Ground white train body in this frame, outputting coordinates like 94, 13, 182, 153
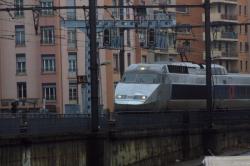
115, 62, 250, 111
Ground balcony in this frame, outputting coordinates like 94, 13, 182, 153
221, 14, 237, 21
203, 13, 238, 23
213, 31, 238, 41
158, 0, 175, 13
153, 46, 178, 55
203, 50, 238, 60
203, 31, 238, 42
209, 0, 237, 5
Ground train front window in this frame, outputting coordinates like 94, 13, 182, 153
122, 72, 160, 84
122, 73, 137, 83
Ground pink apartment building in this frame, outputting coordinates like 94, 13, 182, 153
0, 0, 137, 113
0, 0, 63, 112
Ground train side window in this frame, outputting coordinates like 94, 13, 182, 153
240, 87, 244, 98
242, 86, 247, 98
121, 73, 136, 83
235, 86, 246, 99
215, 86, 227, 99
168, 65, 188, 74
247, 87, 250, 97
235, 87, 239, 98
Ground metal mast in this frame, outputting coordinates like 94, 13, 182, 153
89, 0, 99, 132
204, 0, 213, 119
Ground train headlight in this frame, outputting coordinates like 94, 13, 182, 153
116, 95, 126, 99
140, 67, 146, 70
134, 95, 147, 100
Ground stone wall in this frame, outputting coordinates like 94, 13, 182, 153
0, 127, 250, 166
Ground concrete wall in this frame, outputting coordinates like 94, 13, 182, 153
108, 133, 203, 166
0, 141, 86, 166
0, 128, 250, 166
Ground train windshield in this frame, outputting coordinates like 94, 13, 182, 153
121, 72, 161, 84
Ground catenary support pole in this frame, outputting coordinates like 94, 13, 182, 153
89, 0, 99, 132
203, 0, 214, 156
204, 0, 213, 116
119, 0, 125, 77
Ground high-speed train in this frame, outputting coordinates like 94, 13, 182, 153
114, 62, 250, 111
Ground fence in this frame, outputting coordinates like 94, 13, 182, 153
0, 113, 98, 137
0, 110, 250, 137
113, 110, 250, 130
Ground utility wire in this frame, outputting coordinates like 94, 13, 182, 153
0, 4, 205, 12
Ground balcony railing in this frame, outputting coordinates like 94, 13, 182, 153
221, 14, 237, 20
221, 32, 238, 39
209, 0, 237, 3
222, 51, 238, 57
226, 0, 237, 2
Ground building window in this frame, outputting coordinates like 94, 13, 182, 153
67, 0, 76, 19
17, 82, 27, 99
176, 7, 189, 13
68, 52, 77, 73
40, 26, 55, 44
127, 53, 131, 66
42, 83, 56, 101
218, 42, 221, 50
142, 55, 147, 63
240, 60, 243, 71
126, 30, 131, 47
218, 4, 221, 13
69, 83, 77, 101
244, 6, 247, 16
139, 29, 147, 47
40, 0, 53, 16
219, 60, 222, 65
155, 54, 161, 62
246, 61, 248, 72
245, 42, 249, 52
42, 54, 56, 72
239, 5, 241, 16
126, 8, 130, 19
240, 42, 242, 52
112, 0, 119, 18
245, 25, 248, 34
15, 25, 25, 46
67, 28, 77, 48
113, 53, 119, 71
16, 54, 26, 74
177, 25, 191, 34
14, 0, 24, 17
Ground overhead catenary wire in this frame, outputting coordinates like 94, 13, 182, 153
0, 4, 205, 12
0, 5, 249, 31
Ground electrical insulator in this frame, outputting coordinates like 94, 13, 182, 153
103, 29, 110, 47
148, 28, 155, 46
